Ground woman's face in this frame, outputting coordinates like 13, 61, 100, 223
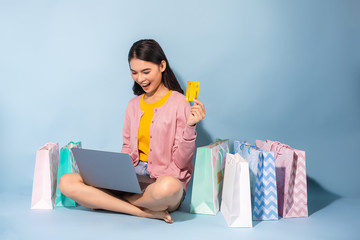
129, 58, 166, 96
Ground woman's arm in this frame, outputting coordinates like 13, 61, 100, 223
172, 100, 206, 170
121, 103, 132, 155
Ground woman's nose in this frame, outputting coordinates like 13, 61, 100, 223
137, 73, 145, 83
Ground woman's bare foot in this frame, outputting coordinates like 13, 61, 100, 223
121, 194, 172, 223
141, 208, 173, 223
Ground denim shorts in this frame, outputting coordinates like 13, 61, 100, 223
134, 161, 186, 204
134, 160, 151, 176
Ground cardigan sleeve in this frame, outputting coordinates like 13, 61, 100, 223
171, 100, 197, 170
121, 102, 132, 155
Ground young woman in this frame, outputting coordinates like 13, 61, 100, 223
59, 39, 206, 223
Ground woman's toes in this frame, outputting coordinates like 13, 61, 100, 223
163, 211, 173, 223
142, 208, 173, 223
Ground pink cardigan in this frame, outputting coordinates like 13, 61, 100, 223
121, 91, 197, 192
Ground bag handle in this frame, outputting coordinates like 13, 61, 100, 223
268, 140, 291, 158
215, 140, 228, 181
235, 140, 260, 154
215, 139, 229, 161
64, 141, 82, 149
218, 150, 224, 172
40, 142, 58, 151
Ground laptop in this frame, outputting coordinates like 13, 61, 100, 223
72, 148, 143, 194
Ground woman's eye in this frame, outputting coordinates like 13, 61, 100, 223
143, 72, 150, 74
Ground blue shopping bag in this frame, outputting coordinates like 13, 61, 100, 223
234, 141, 278, 220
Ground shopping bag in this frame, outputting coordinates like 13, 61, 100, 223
221, 153, 252, 227
190, 139, 229, 215
255, 140, 308, 218
234, 141, 279, 220
55, 141, 82, 207
31, 142, 59, 209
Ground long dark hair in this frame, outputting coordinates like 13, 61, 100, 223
128, 39, 184, 96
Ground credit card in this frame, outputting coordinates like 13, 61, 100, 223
185, 81, 200, 101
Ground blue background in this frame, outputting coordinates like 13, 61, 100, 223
1, 0, 359, 199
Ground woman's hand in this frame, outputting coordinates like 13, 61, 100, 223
187, 100, 206, 126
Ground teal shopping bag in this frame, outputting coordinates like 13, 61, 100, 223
190, 139, 229, 215
55, 141, 81, 207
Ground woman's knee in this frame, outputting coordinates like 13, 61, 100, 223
58, 173, 82, 196
152, 176, 183, 200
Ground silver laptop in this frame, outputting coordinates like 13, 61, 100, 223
72, 148, 142, 194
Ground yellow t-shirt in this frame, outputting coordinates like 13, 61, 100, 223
138, 90, 172, 162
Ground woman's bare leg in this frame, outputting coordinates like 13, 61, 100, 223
58, 173, 173, 223
124, 176, 184, 212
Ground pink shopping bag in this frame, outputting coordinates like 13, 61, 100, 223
31, 142, 59, 209
255, 140, 308, 218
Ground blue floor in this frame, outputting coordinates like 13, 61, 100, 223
1, 179, 359, 240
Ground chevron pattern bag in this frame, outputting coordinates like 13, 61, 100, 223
255, 140, 308, 218
190, 139, 229, 215
55, 141, 82, 207
234, 141, 279, 220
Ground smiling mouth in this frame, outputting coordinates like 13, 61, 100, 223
141, 82, 151, 89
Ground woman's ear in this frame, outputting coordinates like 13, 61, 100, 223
160, 60, 167, 72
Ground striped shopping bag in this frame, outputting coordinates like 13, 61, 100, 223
234, 141, 279, 220
255, 140, 308, 218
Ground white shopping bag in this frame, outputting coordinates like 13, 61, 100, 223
31, 142, 59, 209
221, 153, 252, 227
